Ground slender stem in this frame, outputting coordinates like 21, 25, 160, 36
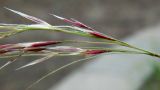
114, 40, 160, 58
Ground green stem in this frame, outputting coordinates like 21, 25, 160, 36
114, 40, 160, 58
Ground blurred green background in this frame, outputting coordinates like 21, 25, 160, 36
0, 0, 160, 90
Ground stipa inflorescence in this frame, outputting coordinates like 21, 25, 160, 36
0, 8, 160, 89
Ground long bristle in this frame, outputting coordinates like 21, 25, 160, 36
5, 7, 50, 25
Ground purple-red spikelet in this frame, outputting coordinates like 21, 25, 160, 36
29, 41, 61, 47
51, 14, 93, 30
0, 44, 13, 49
23, 47, 46, 52
0, 50, 9, 54
70, 18, 93, 30
0, 41, 62, 54
85, 50, 108, 55
51, 14, 115, 41
89, 31, 115, 40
